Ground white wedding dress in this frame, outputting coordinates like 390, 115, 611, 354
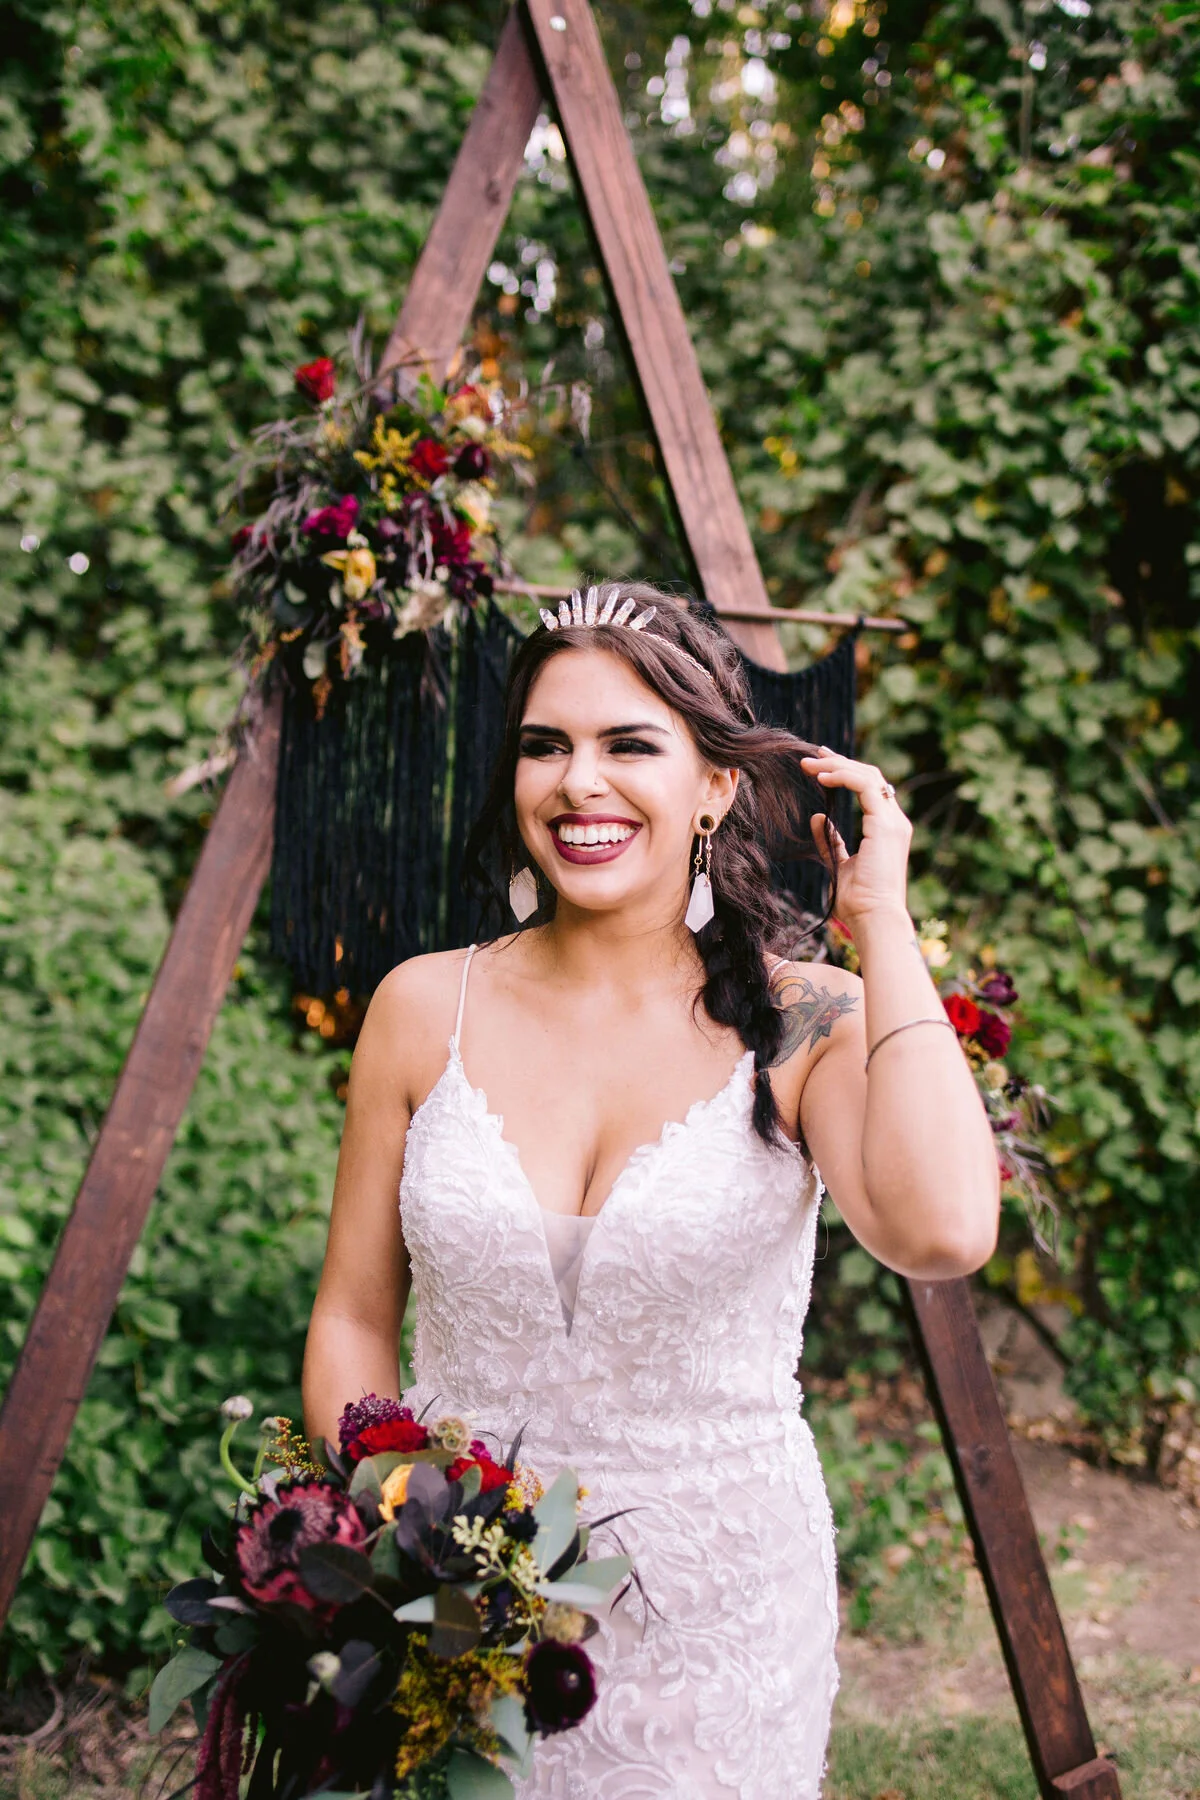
400, 948, 839, 1798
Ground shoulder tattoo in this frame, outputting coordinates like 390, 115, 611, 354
768, 968, 859, 1066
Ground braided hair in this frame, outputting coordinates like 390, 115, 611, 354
463, 582, 839, 1147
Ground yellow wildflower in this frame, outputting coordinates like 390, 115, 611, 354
321, 545, 376, 600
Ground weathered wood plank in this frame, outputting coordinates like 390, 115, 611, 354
519, 0, 784, 670
1052, 1758, 1122, 1798
0, 697, 283, 1625
905, 1277, 1121, 1799
379, 5, 543, 387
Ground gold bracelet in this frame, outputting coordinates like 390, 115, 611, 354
864, 1016, 956, 1072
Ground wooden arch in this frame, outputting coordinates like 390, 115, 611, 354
0, 6, 1119, 1795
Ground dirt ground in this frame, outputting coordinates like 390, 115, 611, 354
833, 1299, 1200, 1799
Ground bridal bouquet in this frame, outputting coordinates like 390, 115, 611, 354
151, 1395, 628, 1799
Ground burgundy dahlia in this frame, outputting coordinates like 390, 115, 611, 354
974, 1009, 1012, 1058
524, 1640, 597, 1735
431, 513, 472, 564
235, 1483, 366, 1610
979, 971, 1018, 1006
453, 442, 491, 480
294, 357, 336, 405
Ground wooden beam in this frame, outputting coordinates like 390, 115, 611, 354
904, 1278, 1121, 1800
380, 4, 543, 387
0, 696, 282, 1625
519, 0, 784, 671
495, 580, 908, 633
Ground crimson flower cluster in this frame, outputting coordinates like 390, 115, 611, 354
228, 348, 527, 713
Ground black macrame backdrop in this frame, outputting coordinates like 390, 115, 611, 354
270, 606, 857, 994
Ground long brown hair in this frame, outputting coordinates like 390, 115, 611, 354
463, 583, 838, 1146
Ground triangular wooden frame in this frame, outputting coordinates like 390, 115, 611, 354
0, 8, 1119, 1795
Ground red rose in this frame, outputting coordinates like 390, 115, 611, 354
944, 994, 982, 1037
231, 524, 253, 552
295, 357, 336, 405
409, 438, 449, 481
446, 1453, 513, 1494
346, 1418, 430, 1465
974, 1009, 1012, 1058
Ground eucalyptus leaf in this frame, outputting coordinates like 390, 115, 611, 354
296, 1541, 379, 1605
428, 1583, 482, 1660
531, 1468, 581, 1578
445, 1748, 515, 1800
393, 1593, 436, 1623
147, 1647, 221, 1736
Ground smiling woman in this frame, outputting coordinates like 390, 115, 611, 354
302, 581, 1000, 1798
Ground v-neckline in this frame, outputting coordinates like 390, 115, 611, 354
441, 1043, 753, 1339
444, 1040, 754, 1226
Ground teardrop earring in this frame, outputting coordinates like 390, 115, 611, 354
684, 814, 717, 934
508, 865, 539, 923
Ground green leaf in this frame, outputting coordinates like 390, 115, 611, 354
296, 1542, 379, 1606
531, 1468, 580, 1577
429, 1583, 482, 1660
489, 1691, 534, 1775
393, 1594, 436, 1623
445, 1748, 515, 1800
147, 1647, 221, 1736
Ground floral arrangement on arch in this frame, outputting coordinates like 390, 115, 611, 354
828, 916, 1058, 1245
228, 335, 534, 717
150, 1393, 629, 1798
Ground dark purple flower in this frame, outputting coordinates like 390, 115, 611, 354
974, 1009, 1012, 1058
524, 1641, 597, 1735
337, 1393, 413, 1455
235, 1483, 366, 1610
302, 494, 359, 540
979, 971, 1018, 1006
453, 442, 491, 480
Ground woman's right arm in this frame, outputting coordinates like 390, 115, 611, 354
301, 957, 451, 1448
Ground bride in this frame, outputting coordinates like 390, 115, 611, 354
303, 583, 999, 1798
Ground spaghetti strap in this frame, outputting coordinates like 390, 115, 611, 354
452, 945, 477, 1051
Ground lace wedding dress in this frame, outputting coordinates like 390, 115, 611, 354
400, 948, 839, 1798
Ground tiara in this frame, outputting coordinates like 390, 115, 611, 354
538, 586, 715, 683
538, 585, 655, 632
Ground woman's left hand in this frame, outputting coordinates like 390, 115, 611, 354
800, 746, 913, 927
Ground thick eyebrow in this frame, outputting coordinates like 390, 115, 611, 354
519, 721, 672, 739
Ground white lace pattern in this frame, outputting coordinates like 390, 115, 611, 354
399, 959, 839, 1798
